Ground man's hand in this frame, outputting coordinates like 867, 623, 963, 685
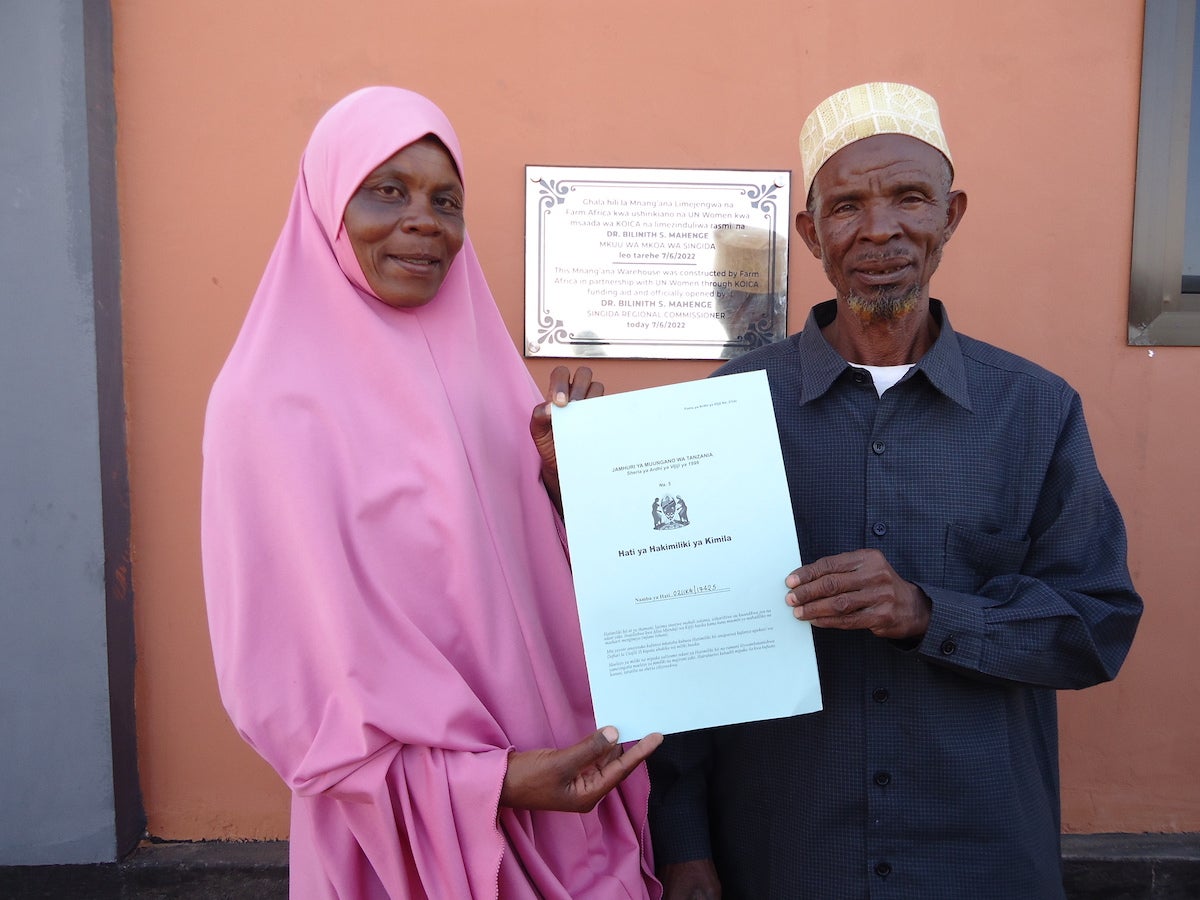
530, 365, 603, 514
500, 726, 662, 813
659, 859, 722, 899
785, 549, 931, 640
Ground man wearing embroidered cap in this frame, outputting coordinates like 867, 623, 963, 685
647, 83, 1141, 899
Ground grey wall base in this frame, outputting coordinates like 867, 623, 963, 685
0, 834, 1196, 899
0, 842, 288, 900
1061, 833, 1200, 899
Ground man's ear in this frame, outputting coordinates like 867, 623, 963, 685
944, 190, 967, 241
796, 210, 822, 260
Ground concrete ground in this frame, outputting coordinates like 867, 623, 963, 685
0, 833, 1197, 898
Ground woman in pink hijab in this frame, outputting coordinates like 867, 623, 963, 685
201, 87, 661, 899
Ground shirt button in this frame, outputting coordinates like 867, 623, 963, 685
853, 370, 867, 384
940, 638, 958, 656
871, 439, 886, 454
872, 688, 889, 703
874, 771, 891, 786
875, 861, 892, 878
872, 522, 887, 536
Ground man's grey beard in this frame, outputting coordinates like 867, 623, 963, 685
844, 281, 922, 322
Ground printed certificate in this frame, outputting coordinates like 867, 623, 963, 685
551, 371, 821, 738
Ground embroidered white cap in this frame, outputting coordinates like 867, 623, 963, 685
799, 82, 953, 201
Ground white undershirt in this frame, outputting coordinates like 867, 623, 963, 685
859, 364, 914, 397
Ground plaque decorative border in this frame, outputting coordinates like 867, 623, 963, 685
524, 166, 791, 360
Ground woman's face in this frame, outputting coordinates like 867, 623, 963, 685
343, 137, 465, 308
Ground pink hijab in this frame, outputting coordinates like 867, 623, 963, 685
202, 87, 656, 899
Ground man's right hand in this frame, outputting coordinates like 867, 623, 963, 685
659, 858, 722, 899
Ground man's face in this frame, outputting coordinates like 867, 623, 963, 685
797, 134, 966, 323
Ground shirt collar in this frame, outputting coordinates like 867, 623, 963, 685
796, 298, 973, 412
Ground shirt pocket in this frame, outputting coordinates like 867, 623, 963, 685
942, 522, 1030, 594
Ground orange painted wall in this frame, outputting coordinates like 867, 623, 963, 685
111, 0, 1198, 839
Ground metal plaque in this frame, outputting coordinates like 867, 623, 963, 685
525, 166, 790, 360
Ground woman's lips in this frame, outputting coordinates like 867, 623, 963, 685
386, 253, 440, 275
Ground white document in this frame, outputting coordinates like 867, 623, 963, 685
552, 370, 821, 738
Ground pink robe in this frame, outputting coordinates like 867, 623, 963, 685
201, 87, 658, 899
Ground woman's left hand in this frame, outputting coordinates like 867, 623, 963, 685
500, 726, 662, 813
530, 365, 603, 515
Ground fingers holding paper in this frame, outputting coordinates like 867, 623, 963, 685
530, 365, 604, 514
785, 549, 931, 641
500, 726, 663, 813
546, 364, 603, 407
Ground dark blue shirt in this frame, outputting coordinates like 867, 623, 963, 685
647, 300, 1142, 899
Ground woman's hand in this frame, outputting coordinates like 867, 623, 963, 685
500, 726, 662, 813
530, 365, 603, 515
